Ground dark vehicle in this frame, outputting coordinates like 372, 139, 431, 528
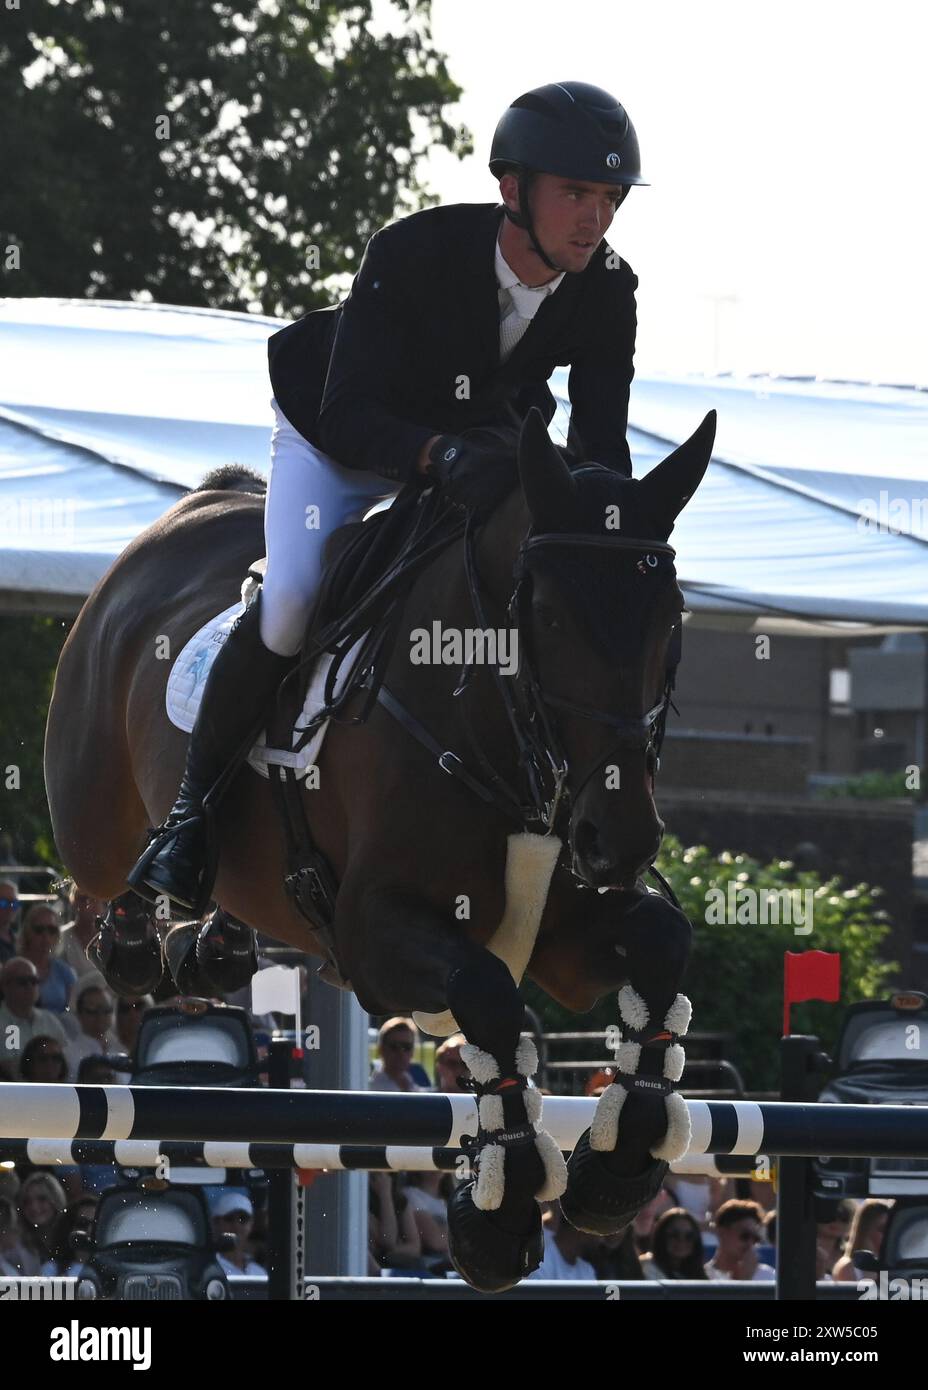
855, 1198, 928, 1289
129, 1001, 261, 1088
814, 992, 928, 1199
75, 1185, 230, 1301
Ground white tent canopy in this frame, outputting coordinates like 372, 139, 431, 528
1, 298, 925, 625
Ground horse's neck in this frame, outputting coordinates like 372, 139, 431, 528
386, 515, 523, 762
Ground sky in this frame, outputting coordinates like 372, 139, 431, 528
405, 0, 928, 386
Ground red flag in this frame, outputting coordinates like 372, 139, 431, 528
783, 951, 841, 1036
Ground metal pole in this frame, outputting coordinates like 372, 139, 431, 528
265, 1038, 301, 1300
775, 1035, 822, 1301
301, 975, 369, 1278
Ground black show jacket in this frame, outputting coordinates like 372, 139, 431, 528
267, 201, 638, 483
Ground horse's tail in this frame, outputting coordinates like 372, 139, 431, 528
195, 464, 267, 496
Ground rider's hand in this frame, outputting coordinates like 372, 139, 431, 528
424, 434, 517, 518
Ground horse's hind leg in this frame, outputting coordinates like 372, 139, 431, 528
560, 892, 694, 1236
340, 888, 566, 1294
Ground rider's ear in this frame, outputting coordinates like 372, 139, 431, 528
517, 407, 577, 531
635, 410, 716, 540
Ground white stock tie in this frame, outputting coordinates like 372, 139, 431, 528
498, 282, 551, 363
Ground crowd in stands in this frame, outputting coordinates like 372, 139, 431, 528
0, 880, 897, 1286
0, 880, 270, 1279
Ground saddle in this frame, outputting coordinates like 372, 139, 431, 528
253, 480, 466, 987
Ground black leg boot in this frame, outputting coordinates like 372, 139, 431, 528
127, 592, 294, 914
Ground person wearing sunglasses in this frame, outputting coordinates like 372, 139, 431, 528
370, 1017, 428, 1093
0, 880, 20, 966
18, 904, 76, 1015
0, 957, 68, 1077
64, 974, 120, 1081
705, 1199, 775, 1281
639, 1207, 708, 1280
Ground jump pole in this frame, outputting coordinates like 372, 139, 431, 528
2, 1085, 928, 1159
0, 1137, 767, 1179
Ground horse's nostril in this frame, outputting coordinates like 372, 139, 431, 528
573, 820, 599, 860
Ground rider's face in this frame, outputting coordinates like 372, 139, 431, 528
527, 173, 626, 272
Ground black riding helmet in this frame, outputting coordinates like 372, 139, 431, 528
489, 82, 648, 272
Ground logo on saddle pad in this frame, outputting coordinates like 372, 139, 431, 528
409, 622, 519, 677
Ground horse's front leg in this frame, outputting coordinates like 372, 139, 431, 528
561, 890, 694, 1235
337, 885, 566, 1293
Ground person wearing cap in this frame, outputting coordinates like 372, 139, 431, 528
210, 1191, 267, 1277
130, 82, 646, 914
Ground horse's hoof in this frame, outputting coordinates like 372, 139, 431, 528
89, 897, 166, 997
447, 1181, 543, 1293
559, 1129, 668, 1237
195, 911, 257, 993
163, 922, 207, 996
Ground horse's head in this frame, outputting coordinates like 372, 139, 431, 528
482, 407, 715, 888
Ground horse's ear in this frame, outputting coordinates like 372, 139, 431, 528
636, 410, 717, 539
517, 407, 577, 530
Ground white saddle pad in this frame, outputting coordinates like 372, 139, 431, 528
165, 594, 361, 780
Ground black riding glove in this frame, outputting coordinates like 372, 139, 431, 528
426, 435, 517, 518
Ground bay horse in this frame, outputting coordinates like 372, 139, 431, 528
45, 405, 716, 1290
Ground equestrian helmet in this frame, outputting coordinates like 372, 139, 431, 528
489, 82, 648, 188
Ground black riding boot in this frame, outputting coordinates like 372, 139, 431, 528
127, 593, 293, 914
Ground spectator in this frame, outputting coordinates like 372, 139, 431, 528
20, 1034, 69, 1084
833, 1199, 892, 1282
369, 1017, 427, 1092
18, 1172, 68, 1273
18, 904, 76, 1015
0, 958, 67, 1075
0, 880, 21, 965
368, 1172, 422, 1273
64, 975, 120, 1079
40, 1196, 99, 1278
632, 1185, 678, 1255
434, 1033, 469, 1093
58, 888, 106, 982
0, 1193, 32, 1276
705, 1199, 775, 1280
816, 1197, 855, 1281
640, 1207, 708, 1279
114, 994, 153, 1057
401, 1172, 453, 1269
77, 1055, 118, 1085
588, 1227, 645, 1280
528, 1202, 598, 1281
210, 1191, 267, 1277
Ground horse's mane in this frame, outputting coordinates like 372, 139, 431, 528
195, 464, 267, 495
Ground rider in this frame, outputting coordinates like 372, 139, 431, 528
130, 81, 648, 913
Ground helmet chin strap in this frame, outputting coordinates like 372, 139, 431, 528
504, 170, 568, 275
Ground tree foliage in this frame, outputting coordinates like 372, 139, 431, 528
0, 615, 73, 870
527, 834, 896, 1092
0, 0, 470, 314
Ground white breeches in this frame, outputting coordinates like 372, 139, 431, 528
259, 399, 397, 656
